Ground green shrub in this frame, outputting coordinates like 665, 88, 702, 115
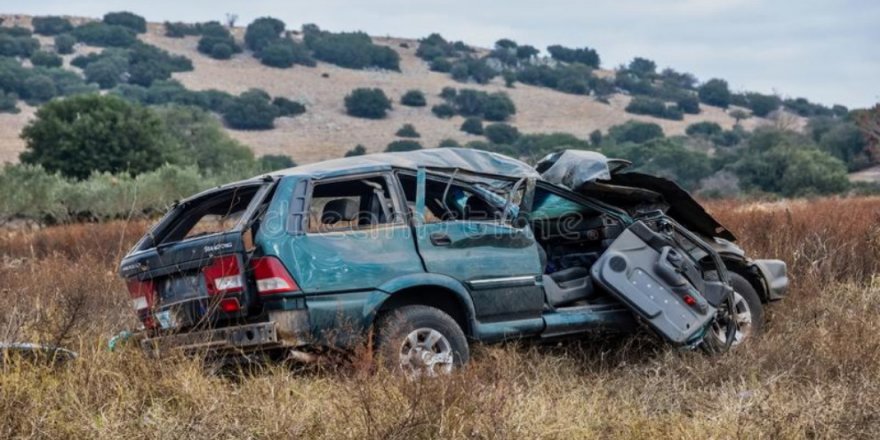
460, 117, 483, 135
211, 43, 233, 59
607, 120, 664, 144
103, 11, 147, 33
345, 144, 367, 157
589, 130, 603, 146
84, 57, 127, 89
516, 45, 539, 59
698, 78, 731, 108
431, 103, 455, 119
0, 34, 40, 57
400, 89, 426, 107
685, 121, 723, 137
744, 92, 781, 117
625, 96, 683, 120
485, 123, 520, 144
0, 91, 19, 114
258, 155, 296, 172
546, 44, 600, 68
259, 39, 314, 68
164, 22, 203, 38
306, 28, 400, 71
72, 22, 137, 47
30, 50, 63, 68
415, 33, 470, 62
676, 95, 700, 114
483, 93, 516, 121
22, 75, 57, 103
438, 138, 462, 148
0, 164, 67, 221
385, 140, 422, 152
344, 88, 392, 119
396, 123, 420, 138
155, 105, 255, 173
20, 95, 175, 179
429, 57, 452, 73
450, 57, 496, 84
272, 97, 306, 116
627, 57, 656, 77
223, 89, 279, 129
54, 33, 76, 54
32, 16, 73, 35
245, 17, 285, 52
197, 23, 240, 59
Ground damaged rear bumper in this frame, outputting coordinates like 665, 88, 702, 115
141, 322, 283, 355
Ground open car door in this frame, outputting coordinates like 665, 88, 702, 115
590, 221, 731, 345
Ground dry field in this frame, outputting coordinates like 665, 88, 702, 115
0, 16, 777, 165
0, 196, 879, 438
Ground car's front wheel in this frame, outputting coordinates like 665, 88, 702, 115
375, 305, 469, 377
704, 272, 764, 352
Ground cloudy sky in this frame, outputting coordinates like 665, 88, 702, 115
8, 0, 879, 108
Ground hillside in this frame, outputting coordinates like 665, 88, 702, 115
0, 15, 784, 165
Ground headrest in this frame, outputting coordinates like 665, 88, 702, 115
321, 199, 358, 224
464, 196, 496, 220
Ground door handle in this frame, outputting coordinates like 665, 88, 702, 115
429, 233, 452, 246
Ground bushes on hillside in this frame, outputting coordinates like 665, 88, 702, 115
30, 51, 63, 68
259, 154, 296, 171
197, 22, 241, 59
259, 39, 314, 68
395, 124, 420, 138
607, 120, 664, 144
431, 103, 455, 119
449, 57, 496, 84
0, 33, 40, 57
272, 97, 306, 117
304, 25, 400, 71
154, 105, 255, 172
0, 92, 19, 114
547, 44, 600, 68
485, 123, 520, 144
437, 88, 516, 121
345, 88, 392, 119
743, 92, 781, 117
460, 117, 483, 135
400, 90, 426, 107
686, 121, 723, 137
415, 33, 471, 62
385, 140, 422, 152
164, 21, 207, 38
223, 89, 280, 130
75, 43, 193, 88
345, 145, 367, 157
602, 138, 712, 189
72, 22, 137, 47
676, 95, 700, 114
625, 96, 683, 120
103, 12, 147, 33
54, 33, 76, 54
32, 16, 73, 35
20, 94, 175, 179
698, 78, 731, 108
245, 17, 286, 52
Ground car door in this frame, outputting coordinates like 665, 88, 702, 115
397, 169, 545, 324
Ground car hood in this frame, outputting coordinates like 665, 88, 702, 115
537, 149, 735, 241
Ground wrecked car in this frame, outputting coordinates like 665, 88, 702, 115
119, 148, 788, 375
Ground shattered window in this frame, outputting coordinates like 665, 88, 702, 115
307, 176, 398, 233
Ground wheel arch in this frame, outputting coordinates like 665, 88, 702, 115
721, 255, 770, 303
375, 274, 477, 338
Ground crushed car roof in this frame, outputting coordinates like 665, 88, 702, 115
274, 148, 543, 180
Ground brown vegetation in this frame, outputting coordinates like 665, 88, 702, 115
1, 197, 880, 438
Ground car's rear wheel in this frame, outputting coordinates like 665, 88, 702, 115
375, 305, 469, 377
704, 272, 764, 351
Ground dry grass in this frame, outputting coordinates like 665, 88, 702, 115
2, 197, 880, 439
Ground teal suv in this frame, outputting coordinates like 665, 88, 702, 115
120, 149, 788, 374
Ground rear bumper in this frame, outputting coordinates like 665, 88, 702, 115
141, 322, 283, 355
752, 259, 789, 301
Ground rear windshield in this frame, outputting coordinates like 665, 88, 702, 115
138, 185, 264, 250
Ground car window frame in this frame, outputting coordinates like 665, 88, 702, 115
303, 171, 407, 235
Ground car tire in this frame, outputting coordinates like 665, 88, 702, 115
375, 305, 469, 376
703, 272, 764, 353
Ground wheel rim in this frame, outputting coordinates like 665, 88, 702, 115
398, 328, 454, 377
711, 291, 753, 347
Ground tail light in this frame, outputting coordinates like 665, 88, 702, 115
126, 278, 156, 328
202, 255, 243, 295
251, 256, 299, 295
